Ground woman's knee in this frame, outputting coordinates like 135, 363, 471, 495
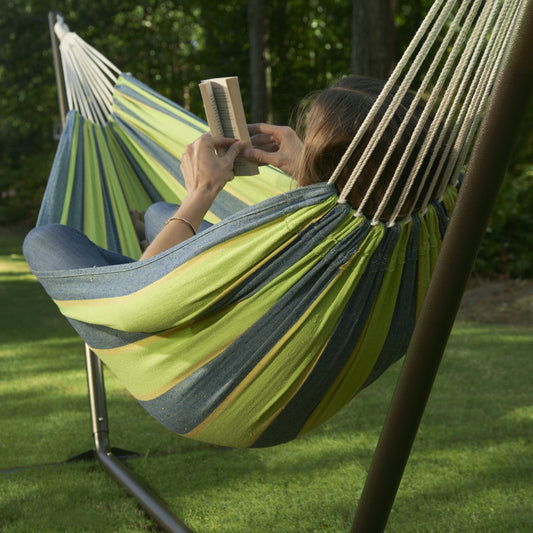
145, 202, 179, 243
23, 224, 132, 271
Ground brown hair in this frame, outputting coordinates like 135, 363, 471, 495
294, 76, 443, 220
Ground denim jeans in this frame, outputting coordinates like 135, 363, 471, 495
23, 202, 212, 271
144, 202, 213, 243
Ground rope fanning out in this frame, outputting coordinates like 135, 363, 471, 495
386, 0, 490, 224
368, 0, 481, 224
334, 0, 457, 202
54, 16, 120, 125
436, 0, 522, 200
334, 0, 524, 224
412, 0, 503, 215
442, 0, 524, 190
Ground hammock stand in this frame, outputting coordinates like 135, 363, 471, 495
40, 3, 533, 532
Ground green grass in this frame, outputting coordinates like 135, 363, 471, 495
1, 228, 532, 532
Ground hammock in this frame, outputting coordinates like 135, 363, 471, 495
25, 0, 523, 451
38, 43, 293, 258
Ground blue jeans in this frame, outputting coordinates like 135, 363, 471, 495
144, 202, 213, 242
23, 202, 212, 271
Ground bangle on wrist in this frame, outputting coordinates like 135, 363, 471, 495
165, 216, 197, 235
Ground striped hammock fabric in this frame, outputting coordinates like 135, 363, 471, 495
37, 73, 293, 258
25, 181, 456, 448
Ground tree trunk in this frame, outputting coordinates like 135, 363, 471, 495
351, 0, 396, 79
248, 0, 269, 122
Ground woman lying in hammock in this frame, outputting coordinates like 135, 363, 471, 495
141, 75, 438, 259
24, 75, 452, 448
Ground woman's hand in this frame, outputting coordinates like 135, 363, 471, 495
140, 133, 245, 260
181, 133, 246, 197
244, 123, 303, 177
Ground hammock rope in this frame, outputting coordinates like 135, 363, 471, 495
366, 0, 474, 224
384, 0, 486, 223
55, 16, 120, 125
437, 0, 521, 200
331, 0, 523, 226
410, 0, 503, 214
328, 0, 452, 193
332, 0, 457, 205
445, 0, 523, 191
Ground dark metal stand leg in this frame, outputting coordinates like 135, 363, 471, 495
83, 344, 193, 533
351, 2, 533, 532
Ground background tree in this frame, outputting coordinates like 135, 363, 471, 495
248, 0, 269, 122
268, 0, 351, 124
351, 0, 396, 78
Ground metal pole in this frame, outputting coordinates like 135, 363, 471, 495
84, 343, 112, 453
48, 11, 68, 127
351, 1, 533, 531
84, 345, 194, 533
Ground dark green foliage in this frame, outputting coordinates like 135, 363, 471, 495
479, 171, 533, 278
0, 2, 58, 225
475, 103, 533, 278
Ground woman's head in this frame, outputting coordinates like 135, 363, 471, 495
294, 75, 441, 220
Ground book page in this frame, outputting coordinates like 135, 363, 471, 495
199, 77, 259, 176
211, 82, 238, 138
199, 83, 224, 137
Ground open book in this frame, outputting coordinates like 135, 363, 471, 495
199, 76, 259, 176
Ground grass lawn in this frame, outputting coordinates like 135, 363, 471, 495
1, 226, 532, 532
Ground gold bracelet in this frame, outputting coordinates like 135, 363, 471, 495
165, 216, 197, 235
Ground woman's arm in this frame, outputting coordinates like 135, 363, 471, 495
140, 134, 246, 260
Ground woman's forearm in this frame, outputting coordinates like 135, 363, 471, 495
140, 135, 246, 260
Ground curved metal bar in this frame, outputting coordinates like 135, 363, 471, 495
84, 345, 193, 533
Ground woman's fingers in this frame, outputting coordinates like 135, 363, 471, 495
242, 147, 272, 166
249, 132, 276, 149
244, 124, 303, 176
211, 135, 241, 150
248, 123, 283, 136
221, 139, 246, 164
181, 134, 246, 195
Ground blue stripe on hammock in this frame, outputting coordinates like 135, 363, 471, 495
252, 225, 403, 446
37, 112, 76, 227
360, 202, 452, 390
107, 126, 166, 204
362, 216, 421, 388
94, 127, 123, 253
66, 117, 85, 231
